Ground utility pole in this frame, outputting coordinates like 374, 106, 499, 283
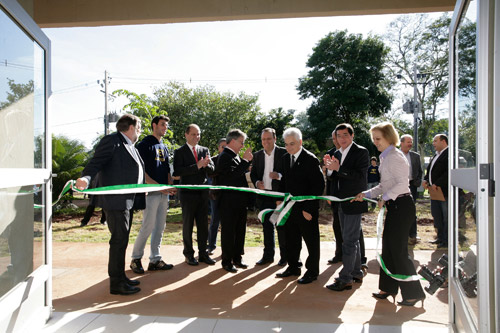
412, 64, 419, 153
98, 70, 111, 135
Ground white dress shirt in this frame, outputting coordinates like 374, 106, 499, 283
120, 132, 144, 185
262, 147, 275, 190
363, 145, 410, 201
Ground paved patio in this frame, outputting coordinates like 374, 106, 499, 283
43, 240, 449, 332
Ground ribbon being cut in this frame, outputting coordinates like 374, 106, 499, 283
60, 179, 420, 282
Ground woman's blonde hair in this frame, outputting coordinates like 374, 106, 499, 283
370, 122, 400, 146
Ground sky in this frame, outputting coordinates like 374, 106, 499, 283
42, 13, 444, 148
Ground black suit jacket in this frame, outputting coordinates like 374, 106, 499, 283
173, 144, 214, 186
82, 132, 145, 211
215, 147, 250, 189
424, 147, 449, 197
325, 147, 336, 196
408, 150, 423, 187
250, 146, 286, 191
330, 142, 369, 214
279, 148, 325, 215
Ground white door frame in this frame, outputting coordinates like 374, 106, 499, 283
0, 0, 52, 331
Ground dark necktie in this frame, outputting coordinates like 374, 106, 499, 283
192, 146, 198, 162
291, 155, 295, 168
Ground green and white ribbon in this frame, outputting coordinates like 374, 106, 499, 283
375, 206, 422, 282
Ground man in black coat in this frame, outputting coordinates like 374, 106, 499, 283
215, 129, 253, 273
276, 127, 325, 284
400, 134, 423, 245
75, 114, 144, 295
250, 128, 287, 266
325, 123, 369, 291
423, 134, 449, 248
173, 124, 216, 266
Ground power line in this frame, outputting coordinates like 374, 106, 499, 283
52, 81, 97, 95
51, 116, 103, 127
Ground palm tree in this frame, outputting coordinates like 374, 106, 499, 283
52, 135, 88, 203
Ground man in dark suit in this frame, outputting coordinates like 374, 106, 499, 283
216, 129, 253, 273
207, 138, 227, 255
173, 124, 216, 266
276, 127, 325, 284
250, 128, 287, 266
75, 114, 144, 295
423, 134, 449, 248
325, 123, 369, 291
400, 134, 423, 245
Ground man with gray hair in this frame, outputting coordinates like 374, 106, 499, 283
276, 127, 325, 284
216, 129, 253, 273
400, 134, 423, 245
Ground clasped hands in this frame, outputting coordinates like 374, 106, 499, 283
196, 156, 212, 169
323, 154, 340, 171
256, 172, 280, 190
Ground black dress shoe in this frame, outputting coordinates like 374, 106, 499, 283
199, 255, 216, 265
326, 280, 353, 291
110, 282, 141, 295
398, 296, 425, 307
222, 265, 237, 273
372, 291, 396, 300
353, 276, 363, 283
125, 277, 140, 286
130, 259, 144, 274
328, 256, 342, 264
256, 257, 274, 265
298, 275, 317, 284
277, 258, 287, 266
276, 268, 301, 278
233, 261, 248, 269
185, 256, 199, 266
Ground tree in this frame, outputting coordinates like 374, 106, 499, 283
152, 82, 261, 154
247, 107, 295, 150
384, 14, 450, 155
52, 135, 87, 202
297, 30, 392, 151
0, 78, 34, 109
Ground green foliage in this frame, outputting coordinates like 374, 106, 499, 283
52, 135, 88, 202
297, 30, 392, 151
152, 82, 261, 154
0, 78, 34, 109
247, 107, 295, 150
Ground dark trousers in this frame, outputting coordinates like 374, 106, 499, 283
208, 197, 221, 251
104, 209, 132, 287
220, 193, 247, 266
331, 202, 343, 258
82, 204, 106, 223
333, 202, 366, 263
338, 206, 362, 283
431, 198, 448, 244
380, 196, 425, 299
180, 190, 209, 257
258, 196, 286, 261
285, 207, 320, 277
408, 184, 419, 238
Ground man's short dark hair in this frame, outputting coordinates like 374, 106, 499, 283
335, 123, 354, 136
261, 128, 276, 138
217, 138, 227, 146
151, 115, 170, 130
185, 124, 200, 134
226, 129, 246, 144
116, 114, 140, 132
438, 134, 448, 144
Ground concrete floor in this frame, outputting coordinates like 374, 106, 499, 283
44, 240, 449, 332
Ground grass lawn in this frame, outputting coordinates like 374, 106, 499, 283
42, 193, 477, 251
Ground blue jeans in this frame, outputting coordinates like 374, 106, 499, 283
338, 206, 362, 283
131, 192, 169, 263
431, 199, 448, 244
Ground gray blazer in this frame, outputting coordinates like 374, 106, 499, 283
407, 151, 423, 188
